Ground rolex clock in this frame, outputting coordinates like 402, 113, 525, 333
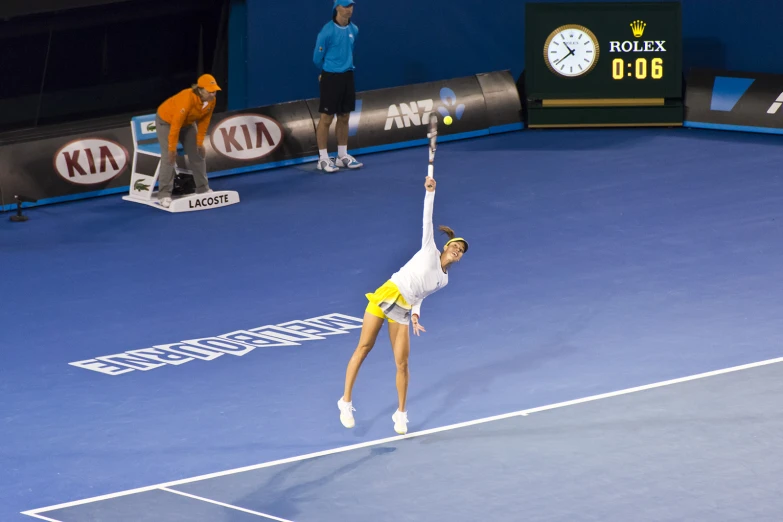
524, 2, 683, 128
544, 24, 600, 78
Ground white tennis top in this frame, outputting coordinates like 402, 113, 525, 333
390, 190, 448, 317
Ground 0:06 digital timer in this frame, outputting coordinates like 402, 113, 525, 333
611, 57, 664, 80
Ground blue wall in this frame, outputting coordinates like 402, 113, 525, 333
227, 0, 248, 110
237, 0, 783, 110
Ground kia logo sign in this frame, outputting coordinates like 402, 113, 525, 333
53, 138, 129, 185
210, 114, 284, 161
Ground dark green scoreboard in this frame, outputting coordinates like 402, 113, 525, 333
525, 2, 683, 128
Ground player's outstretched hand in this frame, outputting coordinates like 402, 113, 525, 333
425, 177, 436, 192
412, 314, 426, 336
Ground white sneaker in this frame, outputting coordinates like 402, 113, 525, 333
160, 197, 171, 208
392, 409, 408, 434
336, 154, 363, 169
317, 157, 339, 173
337, 397, 355, 428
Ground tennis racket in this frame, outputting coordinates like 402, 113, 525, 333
427, 114, 438, 179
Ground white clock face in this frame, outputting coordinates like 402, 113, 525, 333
544, 25, 600, 77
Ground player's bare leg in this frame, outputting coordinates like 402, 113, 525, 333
388, 320, 411, 434
338, 312, 384, 427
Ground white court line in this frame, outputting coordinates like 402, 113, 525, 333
22, 355, 783, 518
160, 487, 294, 522
23, 514, 62, 522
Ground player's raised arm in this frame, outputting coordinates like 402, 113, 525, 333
422, 177, 436, 248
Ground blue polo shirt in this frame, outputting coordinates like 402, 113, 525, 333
313, 20, 358, 73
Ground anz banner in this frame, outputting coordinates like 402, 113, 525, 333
0, 70, 522, 210
684, 68, 783, 134
306, 70, 523, 153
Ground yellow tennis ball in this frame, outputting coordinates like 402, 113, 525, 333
444, 115, 453, 125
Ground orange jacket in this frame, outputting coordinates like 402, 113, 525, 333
157, 88, 216, 152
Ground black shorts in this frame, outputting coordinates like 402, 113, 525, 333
318, 70, 355, 115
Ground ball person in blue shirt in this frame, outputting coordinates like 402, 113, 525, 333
312, 0, 363, 173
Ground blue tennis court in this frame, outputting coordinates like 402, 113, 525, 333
5, 127, 783, 521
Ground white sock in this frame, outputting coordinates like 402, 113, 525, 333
338, 145, 347, 158
319, 149, 329, 161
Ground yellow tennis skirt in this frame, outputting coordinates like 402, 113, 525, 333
365, 280, 412, 324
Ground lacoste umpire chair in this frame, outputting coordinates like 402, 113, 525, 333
122, 114, 239, 213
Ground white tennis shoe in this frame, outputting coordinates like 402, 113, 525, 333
336, 154, 363, 169
337, 397, 355, 428
318, 157, 339, 173
392, 409, 408, 434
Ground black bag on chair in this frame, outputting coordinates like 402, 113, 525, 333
172, 172, 196, 196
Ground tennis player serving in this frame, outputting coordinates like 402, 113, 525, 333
338, 176, 469, 434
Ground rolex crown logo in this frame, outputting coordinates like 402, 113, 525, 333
630, 20, 646, 38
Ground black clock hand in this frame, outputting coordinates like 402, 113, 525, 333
555, 47, 576, 65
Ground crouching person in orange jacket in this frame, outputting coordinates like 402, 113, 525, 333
155, 74, 221, 208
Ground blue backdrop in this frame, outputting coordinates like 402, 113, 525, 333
230, 0, 783, 110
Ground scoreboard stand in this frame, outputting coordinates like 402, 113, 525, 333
526, 99, 684, 128
524, 2, 683, 128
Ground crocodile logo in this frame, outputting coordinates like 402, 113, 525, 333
134, 179, 151, 192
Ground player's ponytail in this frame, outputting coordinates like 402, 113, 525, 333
438, 225, 456, 239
